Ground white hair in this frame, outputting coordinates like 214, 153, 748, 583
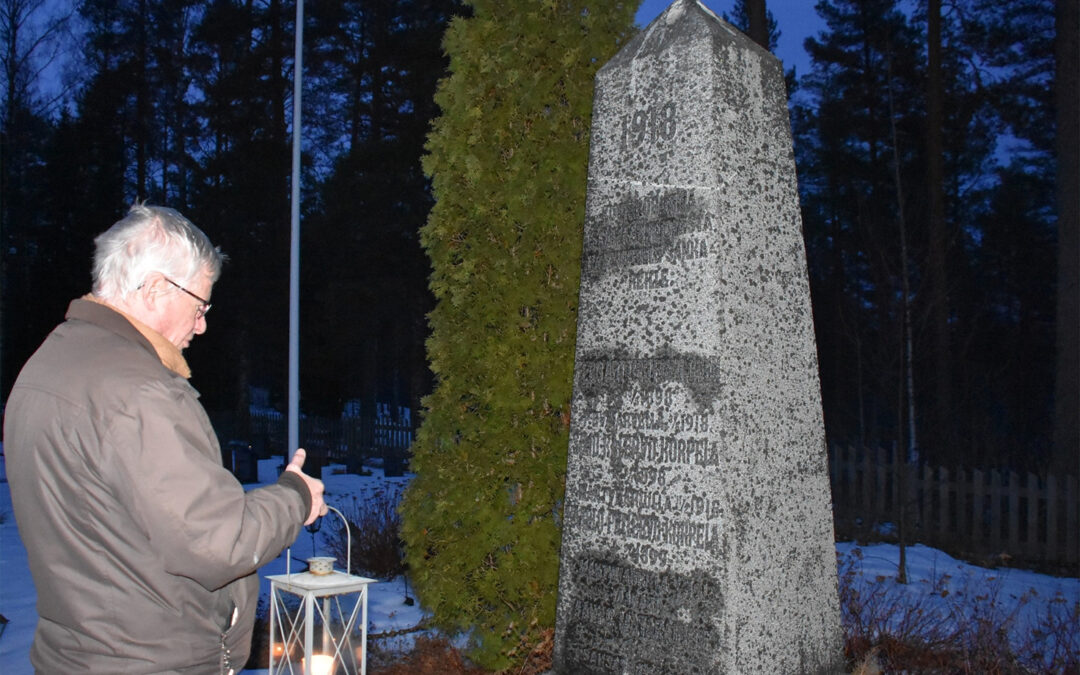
92, 204, 226, 301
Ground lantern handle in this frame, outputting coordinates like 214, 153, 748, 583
282, 503, 351, 578
325, 504, 350, 575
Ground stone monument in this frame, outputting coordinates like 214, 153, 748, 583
553, 2, 844, 673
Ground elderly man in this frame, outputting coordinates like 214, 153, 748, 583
4, 204, 326, 673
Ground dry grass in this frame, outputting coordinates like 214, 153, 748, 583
252, 590, 1076, 674
840, 547, 1080, 674
367, 628, 554, 675
323, 487, 407, 580
368, 636, 486, 675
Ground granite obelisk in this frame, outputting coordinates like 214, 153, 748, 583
553, 2, 843, 673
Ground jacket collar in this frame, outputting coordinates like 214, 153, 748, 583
68, 296, 193, 379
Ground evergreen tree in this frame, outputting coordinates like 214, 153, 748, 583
76, 0, 197, 203
723, 0, 800, 101
944, 0, 1058, 465
399, 1, 636, 668
961, 163, 1056, 459
0, 0, 74, 399
796, 0, 1037, 466
797, 0, 925, 452
13, 0, 201, 358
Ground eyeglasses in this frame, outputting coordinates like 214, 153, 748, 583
165, 278, 212, 318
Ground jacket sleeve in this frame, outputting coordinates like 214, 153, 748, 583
104, 379, 309, 591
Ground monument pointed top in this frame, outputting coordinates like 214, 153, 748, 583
608, 0, 774, 71
661, 0, 720, 25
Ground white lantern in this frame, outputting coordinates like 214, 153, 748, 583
267, 506, 376, 675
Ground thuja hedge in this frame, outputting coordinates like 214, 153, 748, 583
399, 1, 637, 670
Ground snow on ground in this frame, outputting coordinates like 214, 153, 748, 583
1, 460, 1077, 673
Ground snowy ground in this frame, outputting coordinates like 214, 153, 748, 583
1, 460, 1077, 673
836, 541, 1078, 665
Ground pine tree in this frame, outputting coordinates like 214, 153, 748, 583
798, 0, 925, 451
300, 0, 462, 415
185, 0, 295, 413
797, 0, 1030, 466
0, 0, 74, 400
944, 0, 1058, 465
399, 1, 636, 668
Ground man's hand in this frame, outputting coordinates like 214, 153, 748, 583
284, 448, 328, 526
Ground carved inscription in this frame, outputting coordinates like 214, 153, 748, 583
572, 506, 719, 548
584, 189, 704, 249
580, 188, 715, 288
620, 101, 677, 149
626, 265, 673, 290
581, 430, 716, 465
565, 381, 722, 569
575, 357, 725, 397
561, 557, 721, 674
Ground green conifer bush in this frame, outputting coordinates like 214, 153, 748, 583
399, 1, 636, 669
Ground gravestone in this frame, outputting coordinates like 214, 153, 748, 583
552, 2, 843, 673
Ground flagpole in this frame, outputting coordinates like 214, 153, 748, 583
288, 0, 304, 457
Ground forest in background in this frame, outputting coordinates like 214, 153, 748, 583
1, 0, 464, 425
1, 0, 1076, 475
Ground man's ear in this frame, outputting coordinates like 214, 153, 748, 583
138, 272, 169, 310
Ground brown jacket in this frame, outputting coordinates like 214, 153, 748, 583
4, 299, 310, 673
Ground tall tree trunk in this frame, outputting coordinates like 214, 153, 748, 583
1054, 0, 1079, 475
888, 53, 916, 582
925, 0, 953, 461
745, 0, 768, 50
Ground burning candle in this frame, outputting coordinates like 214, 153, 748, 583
307, 653, 334, 675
